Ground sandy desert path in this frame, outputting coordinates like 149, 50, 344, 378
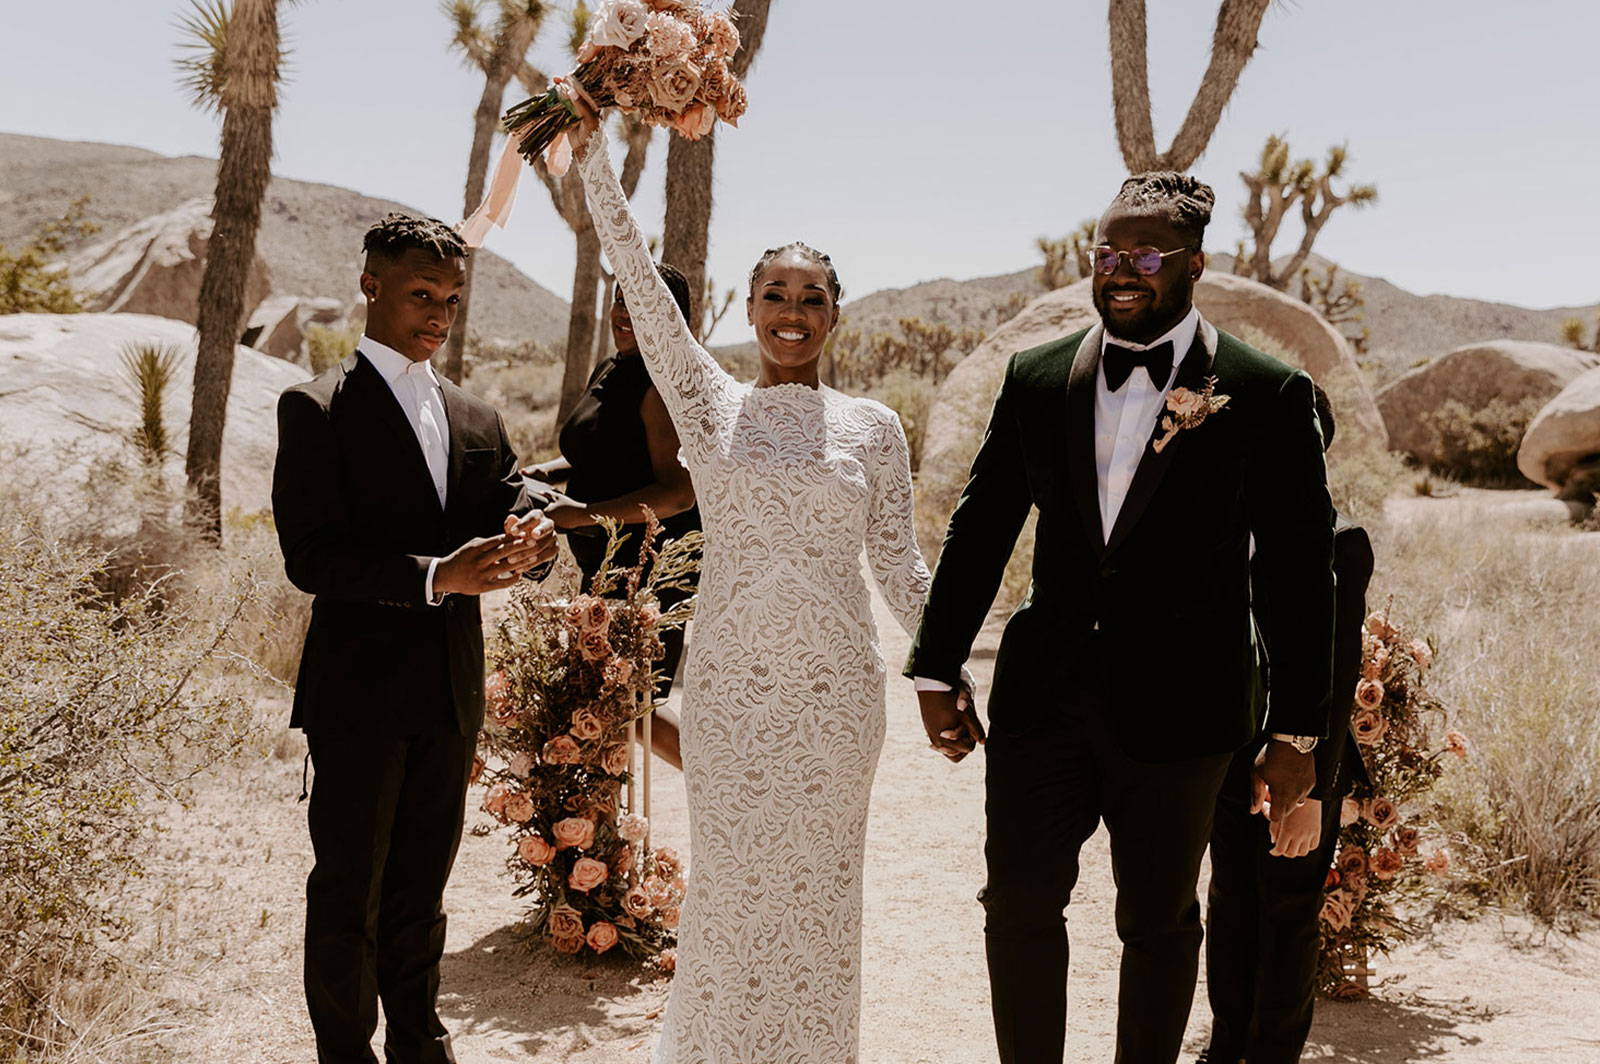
138, 574, 1599, 1062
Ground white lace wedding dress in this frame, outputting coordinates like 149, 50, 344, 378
579, 135, 936, 1064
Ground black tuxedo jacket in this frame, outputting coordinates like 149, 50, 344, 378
908, 321, 1335, 761
272, 351, 538, 736
1253, 516, 1375, 799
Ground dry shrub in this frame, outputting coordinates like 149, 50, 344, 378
1418, 396, 1546, 487
1374, 511, 1600, 923
470, 343, 565, 462
866, 371, 938, 472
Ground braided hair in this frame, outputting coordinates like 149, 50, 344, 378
747, 242, 843, 303
1109, 172, 1216, 247
362, 212, 468, 267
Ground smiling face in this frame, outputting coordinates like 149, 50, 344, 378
747, 250, 840, 378
360, 248, 467, 362
1090, 204, 1204, 345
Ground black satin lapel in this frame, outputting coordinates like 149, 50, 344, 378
350, 352, 442, 513
1065, 338, 1105, 553
440, 378, 469, 516
1104, 331, 1216, 555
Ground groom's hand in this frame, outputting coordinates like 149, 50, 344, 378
1251, 741, 1316, 829
434, 531, 552, 596
919, 688, 985, 763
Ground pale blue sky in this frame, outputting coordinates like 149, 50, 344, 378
3, 1, 1594, 344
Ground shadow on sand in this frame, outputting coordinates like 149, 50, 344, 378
1303, 989, 1492, 1062
435, 919, 666, 1056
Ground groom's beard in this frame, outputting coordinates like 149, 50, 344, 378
1094, 274, 1194, 346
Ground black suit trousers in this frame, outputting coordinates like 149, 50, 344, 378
980, 683, 1232, 1064
1203, 741, 1346, 1064
304, 729, 475, 1064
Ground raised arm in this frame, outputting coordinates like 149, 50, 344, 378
576, 129, 735, 468
864, 409, 934, 638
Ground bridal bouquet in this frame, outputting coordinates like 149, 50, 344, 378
477, 513, 700, 962
504, 0, 749, 175
1315, 609, 1467, 999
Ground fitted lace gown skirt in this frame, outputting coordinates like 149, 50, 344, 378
654, 567, 887, 1064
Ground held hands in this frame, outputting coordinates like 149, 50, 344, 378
918, 683, 986, 763
1260, 797, 1323, 859
432, 513, 556, 597
1251, 739, 1317, 837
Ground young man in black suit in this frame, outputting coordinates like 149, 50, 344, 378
1198, 386, 1375, 1064
908, 174, 1336, 1064
271, 214, 556, 1064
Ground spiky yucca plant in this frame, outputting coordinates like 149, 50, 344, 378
120, 342, 182, 468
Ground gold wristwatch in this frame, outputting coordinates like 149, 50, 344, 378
1269, 733, 1319, 754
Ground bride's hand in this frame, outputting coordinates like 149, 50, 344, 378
559, 79, 604, 161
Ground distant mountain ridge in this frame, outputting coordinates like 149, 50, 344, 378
0, 132, 571, 353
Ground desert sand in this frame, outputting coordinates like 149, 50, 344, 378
135, 568, 1599, 1062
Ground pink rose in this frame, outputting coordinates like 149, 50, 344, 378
644, 874, 675, 909
1165, 387, 1206, 418
587, 0, 649, 50
1444, 730, 1469, 760
618, 813, 649, 844
568, 856, 610, 892
613, 846, 635, 877
1364, 611, 1394, 642
518, 835, 556, 866
1364, 796, 1399, 831
652, 847, 683, 882
623, 885, 654, 919
1370, 848, 1404, 880
707, 11, 740, 57
604, 658, 634, 688
578, 629, 613, 663
1320, 889, 1355, 932
482, 782, 510, 819
587, 921, 620, 954
485, 670, 515, 724
552, 816, 596, 850
1424, 849, 1450, 875
548, 904, 584, 940
543, 734, 582, 765
504, 792, 535, 824
648, 58, 703, 113
713, 79, 747, 126
645, 11, 696, 58
1336, 847, 1368, 878
643, 0, 687, 10
571, 709, 604, 742
601, 743, 630, 776
1391, 826, 1420, 857
509, 751, 535, 777
1354, 678, 1385, 713
550, 933, 584, 955
659, 905, 680, 930
1350, 708, 1387, 746
639, 603, 661, 629
656, 947, 676, 972
1339, 796, 1362, 827
1410, 639, 1433, 670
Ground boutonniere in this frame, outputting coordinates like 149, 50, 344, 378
1152, 376, 1230, 453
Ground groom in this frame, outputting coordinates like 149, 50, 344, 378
909, 173, 1335, 1063
272, 213, 556, 1064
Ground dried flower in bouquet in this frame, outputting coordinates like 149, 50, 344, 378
1316, 606, 1466, 999
477, 511, 701, 962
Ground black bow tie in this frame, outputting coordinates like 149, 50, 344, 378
1102, 340, 1175, 392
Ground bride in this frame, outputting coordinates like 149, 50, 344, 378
569, 105, 966, 1063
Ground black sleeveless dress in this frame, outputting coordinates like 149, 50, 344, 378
557, 350, 700, 695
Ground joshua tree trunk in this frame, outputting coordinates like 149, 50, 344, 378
662, 0, 771, 332
1108, 0, 1272, 173
184, 0, 280, 541
558, 221, 603, 424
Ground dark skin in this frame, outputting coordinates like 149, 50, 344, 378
921, 203, 1314, 837
360, 247, 557, 594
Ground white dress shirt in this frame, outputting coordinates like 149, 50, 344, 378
912, 307, 1202, 694
360, 338, 451, 603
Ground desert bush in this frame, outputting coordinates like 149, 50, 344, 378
1418, 396, 1545, 487
867, 372, 938, 472
471, 345, 565, 460
0, 506, 257, 1058
305, 323, 360, 374
1373, 512, 1600, 923
0, 197, 98, 315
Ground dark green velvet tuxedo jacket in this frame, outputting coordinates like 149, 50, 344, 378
908, 319, 1336, 761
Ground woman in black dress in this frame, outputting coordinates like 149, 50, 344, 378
523, 263, 700, 768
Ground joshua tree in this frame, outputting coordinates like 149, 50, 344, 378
121, 343, 183, 471
1108, 0, 1272, 173
1036, 219, 1097, 290
700, 278, 736, 341
177, 0, 293, 541
661, 0, 772, 330
1299, 261, 1370, 355
1233, 134, 1378, 291
442, 0, 548, 384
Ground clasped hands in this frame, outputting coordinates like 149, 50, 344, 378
432, 510, 558, 597
1252, 741, 1320, 858
917, 682, 986, 763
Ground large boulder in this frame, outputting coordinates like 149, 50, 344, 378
1376, 341, 1600, 465
62, 198, 273, 326
917, 273, 1385, 548
0, 313, 307, 514
1518, 368, 1600, 501
245, 295, 346, 363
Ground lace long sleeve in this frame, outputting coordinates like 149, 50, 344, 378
577, 131, 736, 469
864, 409, 934, 640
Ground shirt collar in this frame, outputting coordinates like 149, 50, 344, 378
360, 336, 439, 388
1101, 305, 1202, 360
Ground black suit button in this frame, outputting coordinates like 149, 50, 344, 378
1099, 564, 1117, 579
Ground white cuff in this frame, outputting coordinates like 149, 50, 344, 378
913, 677, 953, 693
425, 558, 445, 606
